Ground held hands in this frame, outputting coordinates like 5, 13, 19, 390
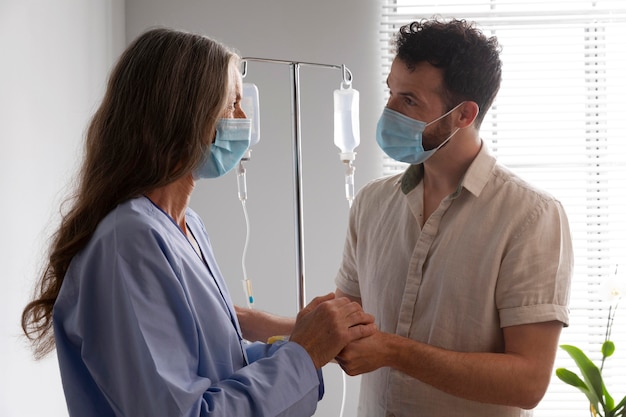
289, 293, 376, 369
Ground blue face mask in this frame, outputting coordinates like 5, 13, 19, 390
195, 118, 251, 179
375, 104, 462, 165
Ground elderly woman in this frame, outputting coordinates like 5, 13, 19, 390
21, 28, 374, 417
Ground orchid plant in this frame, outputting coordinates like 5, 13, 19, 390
556, 266, 625, 417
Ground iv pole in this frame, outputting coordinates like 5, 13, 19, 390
241, 58, 353, 311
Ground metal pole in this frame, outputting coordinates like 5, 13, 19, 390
290, 63, 307, 312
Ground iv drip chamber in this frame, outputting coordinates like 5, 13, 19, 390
333, 86, 360, 161
237, 162, 247, 202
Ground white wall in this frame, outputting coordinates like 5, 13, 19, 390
0, 1, 125, 416
1, 0, 384, 415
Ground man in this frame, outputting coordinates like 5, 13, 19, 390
332, 18, 573, 416
237, 18, 573, 417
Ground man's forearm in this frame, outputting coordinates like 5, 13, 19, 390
338, 321, 562, 409
388, 321, 561, 409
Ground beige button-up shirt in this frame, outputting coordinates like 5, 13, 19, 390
335, 145, 573, 417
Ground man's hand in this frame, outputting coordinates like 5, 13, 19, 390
335, 329, 390, 375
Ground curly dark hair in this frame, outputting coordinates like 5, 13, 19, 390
394, 18, 502, 128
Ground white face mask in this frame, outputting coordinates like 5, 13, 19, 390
375, 103, 463, 165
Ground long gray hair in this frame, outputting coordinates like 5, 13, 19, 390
22, 27, 239, 358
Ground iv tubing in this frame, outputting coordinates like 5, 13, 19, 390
340, 370, 347, 417
238, 162, 254, 308
240, 200, 254, 308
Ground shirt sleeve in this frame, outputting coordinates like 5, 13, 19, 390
496, 198, 574, 328
245, 341, 325, 401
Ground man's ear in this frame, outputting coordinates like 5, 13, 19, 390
457, 101, 480, 128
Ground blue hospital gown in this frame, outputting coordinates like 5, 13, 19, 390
53, 196, 321, 417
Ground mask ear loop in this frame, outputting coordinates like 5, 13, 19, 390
423, 102, 466, 154
432, 127, 460, 153
424, 101, 466, 128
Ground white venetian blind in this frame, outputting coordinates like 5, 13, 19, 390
380, 1, 626, 415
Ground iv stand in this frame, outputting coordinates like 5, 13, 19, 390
242, 58, 353, 312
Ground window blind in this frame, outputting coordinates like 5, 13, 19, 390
380, 1, 626, 415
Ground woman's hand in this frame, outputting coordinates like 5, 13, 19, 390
289, 293, 376, 369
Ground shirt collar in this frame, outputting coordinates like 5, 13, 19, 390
459, 143, 495, 197
400, 164, 423, 194
399, 142, 496, 197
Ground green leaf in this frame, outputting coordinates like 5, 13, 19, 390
602, 341, 616, 358
560, 345, 604, 411
613, 395, 626, 415
556, 367, 606, 411
605, 385, 615, 414
556, 368, 588, 390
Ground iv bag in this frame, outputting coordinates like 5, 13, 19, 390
333, 87, 360, 156
242, 83, 260, 147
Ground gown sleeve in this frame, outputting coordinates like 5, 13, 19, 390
53, 204, 321, 417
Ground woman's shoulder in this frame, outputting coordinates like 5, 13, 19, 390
90, 197, 176, 250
